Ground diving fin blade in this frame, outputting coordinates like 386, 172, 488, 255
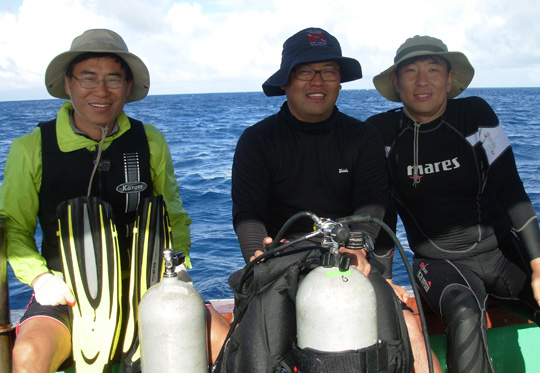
122, 195, 171, 371
57, 196, 122, 373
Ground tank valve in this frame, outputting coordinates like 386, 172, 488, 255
163, 248, 186, 278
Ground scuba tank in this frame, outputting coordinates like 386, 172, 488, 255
296, 218, 377, 351
296, 264, 377, 351
138, 248, 208, 372
213, 212, 420, 372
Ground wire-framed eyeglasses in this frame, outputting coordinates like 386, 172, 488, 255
72, 76, 126, 89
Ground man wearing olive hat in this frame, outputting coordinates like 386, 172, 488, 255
0, 29, 196, 371
230, 27, 412, 372
368, 35, 540, 372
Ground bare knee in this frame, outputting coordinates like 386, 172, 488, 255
13, 336, 41, 369
402, 309, 427, 359
206, 306, 230, 364
403, 309, 443, 373
13, 318, 71, 373
403, 309, 423, 339
13, 335, 61, 373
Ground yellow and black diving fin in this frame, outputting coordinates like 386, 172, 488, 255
56, 196, 122, 373
122, 195, 172, 372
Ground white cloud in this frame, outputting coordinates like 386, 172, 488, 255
1, 0, 540, 101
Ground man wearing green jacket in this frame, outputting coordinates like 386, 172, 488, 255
0, 29, 193, 371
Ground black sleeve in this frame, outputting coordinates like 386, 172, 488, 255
350, 122, 389, 240
473, 97, 540, 261
231, 125, 270, 228
231, 122, 274, 262
370, 197, 398, 279
365, 111, 403, 279
488, 147, 540, 260
235, 219, 269, 263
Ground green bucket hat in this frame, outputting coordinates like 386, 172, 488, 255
45, 29, 150, 103
373, 35, 474, 102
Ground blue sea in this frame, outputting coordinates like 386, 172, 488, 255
2, 88, 540, 312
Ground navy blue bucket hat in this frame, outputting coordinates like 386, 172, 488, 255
262, 28, 362, 97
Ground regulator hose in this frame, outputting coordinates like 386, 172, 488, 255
214, 212, 434, 373
337, 214, 434, 373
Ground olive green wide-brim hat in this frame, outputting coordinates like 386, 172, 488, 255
45, 29, 150, 103
373, 35, 475, 102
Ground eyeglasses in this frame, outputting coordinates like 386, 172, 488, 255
72, 76, 126, 89
293, 68, 341, 82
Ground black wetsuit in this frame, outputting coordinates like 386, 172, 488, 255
368, 96, 540, 373
232, 102, 388, 261
230, 102, 412, 372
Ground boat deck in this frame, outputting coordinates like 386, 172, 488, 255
8, 296, 540, 372
208, 296, 540, 372
407, 296, 538, 372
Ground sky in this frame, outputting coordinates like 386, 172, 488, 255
1, 0, 539, 101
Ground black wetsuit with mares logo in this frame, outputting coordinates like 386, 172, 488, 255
369, 96, 540, 373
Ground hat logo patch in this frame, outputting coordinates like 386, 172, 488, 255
307, 32, 327, 46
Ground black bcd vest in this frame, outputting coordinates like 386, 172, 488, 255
38, 117, 153, 272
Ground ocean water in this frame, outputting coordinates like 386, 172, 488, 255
1, 88, 540, 311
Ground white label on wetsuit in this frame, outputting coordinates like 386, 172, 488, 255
116, 181, 148, 193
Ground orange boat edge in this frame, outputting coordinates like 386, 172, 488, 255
208, 296, 540, 372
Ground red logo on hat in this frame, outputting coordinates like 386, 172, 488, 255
307, 32, 327, 46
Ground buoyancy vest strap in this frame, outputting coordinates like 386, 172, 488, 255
292, 341, 389, 372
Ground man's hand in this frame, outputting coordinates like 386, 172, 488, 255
249, 237, 290, 262
250, 249, 265, 263
33, 273, 76, 307
338, 247, 371, 276
386, 279, 410, 303
530, 258, 540, 307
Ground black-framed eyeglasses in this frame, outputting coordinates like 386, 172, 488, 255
72, 76, 126, 89
293, 68, 341, 82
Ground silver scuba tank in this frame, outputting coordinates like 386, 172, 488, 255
138, 249, 208, 372
296, 263, 377, 351
296, 222, 378, 351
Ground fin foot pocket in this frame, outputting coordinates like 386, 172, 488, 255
57, 196, 122, 372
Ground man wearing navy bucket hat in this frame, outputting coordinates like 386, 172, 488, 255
261, 29, 362, 97
230, 28, 413, 371
368, 35, 540, 372
239, 27, 377, 268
